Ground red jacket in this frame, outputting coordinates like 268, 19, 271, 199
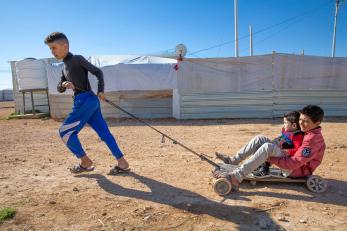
269, 127, 325, 177
273, 129, 304, 156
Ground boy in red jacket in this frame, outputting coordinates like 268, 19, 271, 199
252, 111, 304, 176
216, 111, 304, 176
214, 105, 325, 189
269, 105, 325, 177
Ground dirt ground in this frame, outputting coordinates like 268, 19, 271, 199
1, 101, 347, 231
0, 101, 14, 119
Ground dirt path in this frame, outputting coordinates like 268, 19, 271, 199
1, 115, 347, 230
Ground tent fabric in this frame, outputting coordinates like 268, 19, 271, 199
177, 55, 273, 94
273, 54, 347, 90
88, 55, 177, 67
177, 54, 347, 94
46, 56, 178, 95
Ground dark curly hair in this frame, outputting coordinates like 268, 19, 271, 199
300, 105, 324, 123
284, 110, 301, 130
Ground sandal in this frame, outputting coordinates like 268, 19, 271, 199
70, 164, 95, 173
108, 166, 131, 175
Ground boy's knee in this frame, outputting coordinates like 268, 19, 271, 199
260, 142, 275, 153
58, 121, 81, 142
58, 127, 75, 144
253, 134, 266, 143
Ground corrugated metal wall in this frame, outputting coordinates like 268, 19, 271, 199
49, 90, 173, 120
174, 91, 273, 119
174, 89, 347, 119
273, 90, 347, 117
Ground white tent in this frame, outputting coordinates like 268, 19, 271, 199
47, 57, 177, 95
46, 55, 178, 119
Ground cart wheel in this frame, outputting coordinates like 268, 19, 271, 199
213, 178, 232, 196
250, 180, 257, 186
306, 175, 327, 193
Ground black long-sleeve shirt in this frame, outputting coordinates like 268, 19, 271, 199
57, 52, 104, 95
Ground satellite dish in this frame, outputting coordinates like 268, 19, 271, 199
175, 44, 187, 59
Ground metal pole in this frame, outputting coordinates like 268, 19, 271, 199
332, 0, 340, 57
30, 91, 35, 115
234, 0, 239, 57
22, 92, 25, 115
250, 25, 253, 56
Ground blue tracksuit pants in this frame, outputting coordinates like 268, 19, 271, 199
58, 91, 124, 159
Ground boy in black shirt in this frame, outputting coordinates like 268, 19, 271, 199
44, 32, 129, 174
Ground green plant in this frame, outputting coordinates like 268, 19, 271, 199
0, 207, 16, 223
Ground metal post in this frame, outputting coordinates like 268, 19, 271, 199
30, 91, 35, 115
46, 89, 51, 115
332, 0, 340, 57
250, 25, 253, 56
234, 0, 239, 57
22, 92, 25, 114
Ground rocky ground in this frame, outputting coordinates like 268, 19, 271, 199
1, 101, 347, 230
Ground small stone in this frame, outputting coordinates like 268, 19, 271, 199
187, 203, 192, 207
278, 216, 288, 222
144, 206, 152, 211
49, 201, 56, 204
116, 204, 120, 208
102, 212, 107, 216
143, 215, 150, 221
299, 219, 307, 223
39, 213, 45, 217
73, 187, 79, 192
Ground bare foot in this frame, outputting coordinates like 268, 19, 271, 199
80, 155, 93, 168
117, 157, 129, 169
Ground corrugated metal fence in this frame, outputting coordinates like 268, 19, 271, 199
173, 90, 347, 119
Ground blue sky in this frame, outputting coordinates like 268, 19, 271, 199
0, 0, 346, 89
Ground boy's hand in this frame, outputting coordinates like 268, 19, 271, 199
282, 149, 290, 156
62, 81, 75, 90
98, 92, 106, 101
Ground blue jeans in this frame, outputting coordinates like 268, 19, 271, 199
58, 92, 123, 159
